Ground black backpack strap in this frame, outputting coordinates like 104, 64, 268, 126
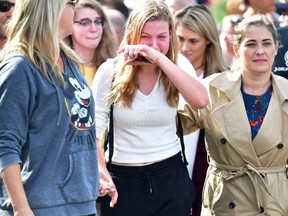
106, 104, 114, 169
177, 111, 188, 165
105, 57, 118, 168
105, 57, 187, 167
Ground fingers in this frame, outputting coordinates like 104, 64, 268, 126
98, 171, 118, 208
99, 178, 116, 196
109, 190, 118, 208
118, 44, 145, 61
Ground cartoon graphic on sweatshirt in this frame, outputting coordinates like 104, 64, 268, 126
64, 76, 94, 129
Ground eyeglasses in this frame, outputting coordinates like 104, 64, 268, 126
74, 17, 105, 29
0, 1, 15, 13
66, 0, 78, 10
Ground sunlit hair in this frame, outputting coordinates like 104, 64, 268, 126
233, 14, 278, 46
72, 0, 118, 68
108, 0, 179, 107
0, 0, 80, 88
175, 4, 227, 76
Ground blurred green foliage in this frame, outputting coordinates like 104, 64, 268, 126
211, 0, 228, 25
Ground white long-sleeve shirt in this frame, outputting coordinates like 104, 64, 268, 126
91, 54, 196, 163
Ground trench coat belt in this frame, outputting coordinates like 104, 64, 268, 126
209, 160, 287, 208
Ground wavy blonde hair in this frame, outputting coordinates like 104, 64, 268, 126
175, 5, 227, 76
0, 0, 80, 88
109, 0, 179, 107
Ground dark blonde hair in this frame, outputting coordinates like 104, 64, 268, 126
233, 14, 278, 46
175, 4, 228, 76
109, 0, 179, 107
231, 14, 278, 70
72, 0, 118, 68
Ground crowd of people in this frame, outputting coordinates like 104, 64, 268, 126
0, 0, 288, 216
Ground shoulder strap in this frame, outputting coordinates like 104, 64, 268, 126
177, 112, 189, 165
106, 110, 188, 166
105, 57, 188, 166
106, 104, 114, 169
105, 57, 117, 168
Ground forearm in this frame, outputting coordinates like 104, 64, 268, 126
118, 44, 208, 108
156, 55, 208, 108
97, 138, 118, 206
97, 138, 111, 180
1, 164, 32, 214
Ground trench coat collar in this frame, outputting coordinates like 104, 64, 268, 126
209, 70, 288, 106
209, 70, 288, 165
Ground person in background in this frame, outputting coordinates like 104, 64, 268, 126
174, 5, 227, 216
0, 0, 100, 215
165, 0, 196, 14
275, 2, 288, 27
225, 0, 246, 15
104, 8, 126, 45
98, 0, 130, 20
179, 14, 288, 215
0, 0, 14, 50
219, 14, 243, 67
242, 0, 280, 28
273, 2, 288, 79
92, 0, 209, 215
69, 0, 118, 87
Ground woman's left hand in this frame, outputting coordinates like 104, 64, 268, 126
98, 171, 118, 207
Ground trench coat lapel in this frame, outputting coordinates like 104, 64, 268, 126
210, 71, 260, 165
209, 72, 288, 165
252, 95, 281, 156
253, 74, 288, 156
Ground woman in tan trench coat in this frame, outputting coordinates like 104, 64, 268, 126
179, 14, 288, 215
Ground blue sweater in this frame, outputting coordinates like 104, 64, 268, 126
0, 52, 99, 215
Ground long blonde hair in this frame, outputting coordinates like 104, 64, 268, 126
0, 0, 80, 88
109, 0, 179, 107
175, 5, 227, 76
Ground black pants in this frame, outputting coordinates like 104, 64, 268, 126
96, 152, 195, 216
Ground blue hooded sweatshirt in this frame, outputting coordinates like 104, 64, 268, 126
0, 52, 99, 216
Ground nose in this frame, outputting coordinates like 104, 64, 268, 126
256, 45, 265, 55
89, 22, 98, 31
150, 38, 159, 50
181, 41, 190, 52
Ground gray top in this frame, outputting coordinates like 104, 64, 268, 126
0, 52, 99, 215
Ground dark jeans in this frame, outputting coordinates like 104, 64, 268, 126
96, 152, 195, 216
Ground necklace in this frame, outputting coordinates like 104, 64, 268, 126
194, 64, 204, 70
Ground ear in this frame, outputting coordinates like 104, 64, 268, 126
274, 41, 279, 56
233, 44, 239, 57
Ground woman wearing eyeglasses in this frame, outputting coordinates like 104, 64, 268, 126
0, 0, 100, 215
0, 0, 15, 50
68, 0, 118, 87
